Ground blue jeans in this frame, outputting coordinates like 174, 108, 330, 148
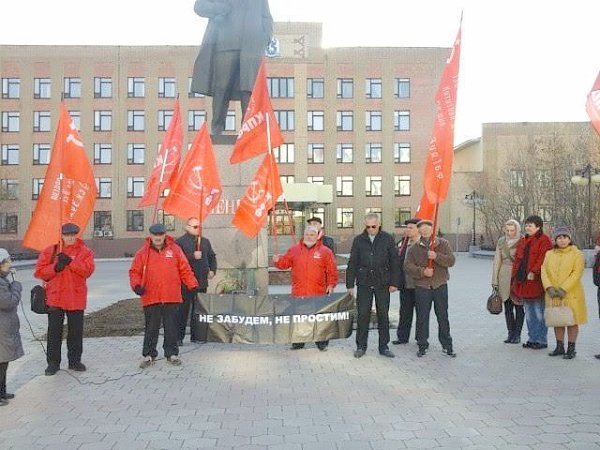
524, 299, 547, 344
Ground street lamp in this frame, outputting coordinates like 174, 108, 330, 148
464, 190, 483, 247
571, 163, 600, 248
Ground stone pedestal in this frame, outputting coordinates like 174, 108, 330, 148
199, 136, 269, 295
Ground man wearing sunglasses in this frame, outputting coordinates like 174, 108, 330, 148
346, 214, 400, 358
176, 218, 217, 345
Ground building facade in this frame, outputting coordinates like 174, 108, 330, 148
0, 22, 449, 256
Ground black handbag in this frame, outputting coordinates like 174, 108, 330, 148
31, 284, 49, 314
486, 287, 503, 315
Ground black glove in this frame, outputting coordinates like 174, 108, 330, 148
55, 262, 66, 272
556, 288, 567, 298
133, 285, 145, 296
192, 286, 203, 294
56, 252, 73, 266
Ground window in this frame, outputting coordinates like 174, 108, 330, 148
127, 143, 145, 164
336, 208, 354, 228
34, 78, 51, 99
366, 176, 383, 196
94, 110, 112, 132
394, 143, 411, 163
394, 78, 410, 98
95, 177, 112, 198
336, 143, 353, 163
366, 207, 382, 218
127, 210, 144, 231
33, 144, 51, 165
510, 169, 525, 188
127, 77, 145, 98
32, 179, 44, 200
268, 77, 294, 98
94, 144, 112, 165
274, 143, 294, 164
70, 111, 80, 130
307, 111, 324, 131
2, 78, 20, 99
0, 179, 18, 200
158, 110, 173, 131
336, 176, 353, 197
366, 78, 382, 99
336, 111, 353, 131
274, 110, 294, 131
307, 78, 324, 98
394, 111, 410, 131
540, 205, 553, 222
395, 207, 411, 227
394, 175, 411, 196
93, 211, 113, 237
225, 110, 236, 131
127, 176, 145, 198
307, 176, 324, 185
1, 112, 19, 132
63, 77, 81, 98
280, 175, 295, 184
1, 145, 19, 165
366, 111, 382, 131
158, 77, 176, 98
0, 213, 18, 234
157, 210, 176, 231
188, 77, 204, 98
365, 143, 382, 163
127, 110, 145, 131
537, 169, 552, 188
94, 77, 112, 98
307, 143, 324, 164
188, 110, 206, 131
33, 111, 51, 132
337, 78, 353, 98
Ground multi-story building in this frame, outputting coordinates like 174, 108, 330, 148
0, 22, 449, 256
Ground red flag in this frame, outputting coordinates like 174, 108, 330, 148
138, 100, 182, 207
23, 103, 97, 251
586, 70, 600, 136
163, 123, 222, 222
415, 192, 436, 220
229, 60, 284, 164
232, 153, 283, 238
423, 20, 462, 204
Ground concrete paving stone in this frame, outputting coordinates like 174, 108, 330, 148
529, 445, 571, 450
381, 429, 417, 440
299, 443, 337, 450
34, 434, 74, 445
283, 433, 319, 444
434, 437, 474, 447
509, 426, 543, 436
180, 438, 219, 448
541, 424, 575, 434
94, 424, 129, 434
364, 440, 408, 449
566, 443, 600, 450
251, 434, 285, 445
215, 435, 254, 447
69, 432, 107, 444
360, 422, 395, 432
133, 431, 173, 441
187, 420, 222, 431
40, 444, 82, 450
544, 416, 578, 425
266, 444, 303, 450
413, 428, 449, 439
146, 439, 183, 449
314, 431, 350, 442
158, 422, 191, 432
503, 433, 542, 445
568, 432, 600, 442
400, 438, 439, 448
572, 423, 600, 433
469, 435, 509, 446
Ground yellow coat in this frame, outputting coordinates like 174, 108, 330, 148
541, 245, 587, 325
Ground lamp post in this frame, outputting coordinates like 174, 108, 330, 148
571, 164, 600, 248
464, 191, 482, 247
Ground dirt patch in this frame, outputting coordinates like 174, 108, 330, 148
81, 298, 145, 338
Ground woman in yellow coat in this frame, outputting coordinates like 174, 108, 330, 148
541, 226, 587, 359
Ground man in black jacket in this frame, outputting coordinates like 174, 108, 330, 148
346, 214, 400, 358
176, 217, 217, 344
307, 217, 336, 254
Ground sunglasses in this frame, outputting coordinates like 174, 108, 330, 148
366, 225, 379, 229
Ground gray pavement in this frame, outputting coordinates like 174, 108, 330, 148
2, 254, 600, 449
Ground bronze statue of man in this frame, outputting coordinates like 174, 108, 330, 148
191, 0, 274, 136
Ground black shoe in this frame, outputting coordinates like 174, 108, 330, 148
523, 341, 534, 348
379, 349, 395, 358
45, 365, 59, 376
69, 362, 87, 372
0, 398, 7, 407
417, 347, 427, 358
316, 343, 328, 352
549, 341, 565, 357
509, 336, 521, 344
564, 343, 576, 360
443, 347, 457, 357
290, 343, 305, 350
392, 339, 408, 345
503, 335, 513, 344
0, 393, 15, 400
354, 349, 366, 358
595, 354, 600, 360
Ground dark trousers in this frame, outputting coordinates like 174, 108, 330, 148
415, 285, 452, 349
211, 51, 251, 134
355, 286, 390, 351
47, 308, 84, 367
178, 287, 207, 342
504, 298, 525, 338
396, 288, 416, 342
143, 303, 180, 359
0, 362, 7, 396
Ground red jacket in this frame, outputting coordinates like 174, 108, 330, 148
129, 236, 198, 307
34, 239, 95, 311
274, 240, 338, 297
511, 231, 553, 300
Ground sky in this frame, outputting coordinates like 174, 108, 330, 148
2, 0, 598, 144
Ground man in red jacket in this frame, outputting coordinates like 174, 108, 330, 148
34, 223, 95, 376
273, 226, 338, 351
129, 224, 199, 368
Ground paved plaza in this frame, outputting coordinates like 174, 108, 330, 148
2, 254, 600, 450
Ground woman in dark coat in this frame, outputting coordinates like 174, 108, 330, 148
0, 248, 24, 406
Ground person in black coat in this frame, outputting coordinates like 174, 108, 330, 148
175, 218, 217, 344
346, 214, 400, 358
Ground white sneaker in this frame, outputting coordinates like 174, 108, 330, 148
167, 355, 182, 366
139, 356, 154, 369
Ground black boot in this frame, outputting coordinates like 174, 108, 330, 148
564, 342, 576, 359
549, 340, 565, 357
